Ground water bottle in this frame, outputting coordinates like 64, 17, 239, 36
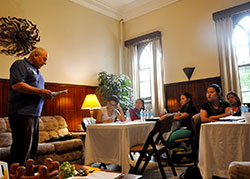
246, 105, 249, 112
150, 109, 154, 119
145, 110, 149, 120
140, 109, 144, 122
241, 104, 245, 116
126, 110, 130, 121
142, 110, 146, 122
244, 105, 249, 113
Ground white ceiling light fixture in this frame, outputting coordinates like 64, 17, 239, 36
70, 0, 181, 21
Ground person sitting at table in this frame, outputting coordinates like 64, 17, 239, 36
96, 95, 126, 123
129, 98, 145, 121
200, 84, 231, 123
165, 92, 197, 148
227, 91, 241, 116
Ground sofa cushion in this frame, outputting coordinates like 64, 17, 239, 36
37, 143, 55, 155
53, 139, 83, 153
39, 131, 50, 143
58, 128, 69, 137
4, 117, 11, 132
0, 146, 10, 162
40, 116, 59, 131
54, 116, 68, 129
39, 116, 67, 143
0, 118, 7, 132
48, 131, 59, 139
53, 150, 83, 163
0, 133, 12, 147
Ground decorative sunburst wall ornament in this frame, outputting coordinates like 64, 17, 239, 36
0, 16, 40, 57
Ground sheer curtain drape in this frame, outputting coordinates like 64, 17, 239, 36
214, 17, 241, 98
151, 38, 165, 115
125, 37, 165, 115
124, 45, 139, 98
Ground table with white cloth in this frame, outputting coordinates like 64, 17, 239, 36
198, 121, 250, 179
84, 121, 155, 173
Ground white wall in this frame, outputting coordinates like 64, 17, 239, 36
123, 0, 249, 84
0, 0, 120, 86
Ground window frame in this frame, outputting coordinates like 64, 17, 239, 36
137, 43, 153, 105
233, 14, 250, 103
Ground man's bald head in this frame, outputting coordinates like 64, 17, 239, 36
28, 47, 48, 69
30, 47, 47, 57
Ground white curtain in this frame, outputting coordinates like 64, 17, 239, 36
125, 37, 165, 116
124, 45, 139, 98
150, 38, 165, 115
215, 17, 241, 98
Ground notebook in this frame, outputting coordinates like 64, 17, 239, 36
219, 115, 244, 121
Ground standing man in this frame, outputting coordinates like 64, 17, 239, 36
8, 47, 52, 166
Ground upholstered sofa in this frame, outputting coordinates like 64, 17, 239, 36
0, 116, 84, 165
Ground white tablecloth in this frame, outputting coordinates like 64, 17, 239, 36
199, 122, 250, 179
84, 121, 155, 173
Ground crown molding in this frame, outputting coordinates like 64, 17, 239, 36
70, 0, 180, 21
121, 0, 180, 21
70, 0, 122, 20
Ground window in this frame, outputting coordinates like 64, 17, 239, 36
137, 43, 153, 107
233, 16, 250, 103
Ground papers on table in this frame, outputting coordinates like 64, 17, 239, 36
219, 115, 244, 121
68, 171, 123, 179
51, 89, 68, 97
87, 171, 123, 179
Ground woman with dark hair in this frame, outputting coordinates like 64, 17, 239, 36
96, 95, 125, 123
227, 91, 241, 116
166, 92, 197, 148
200, 84, 231, 122
129, 98, 145, 121
173, 92, 197, 130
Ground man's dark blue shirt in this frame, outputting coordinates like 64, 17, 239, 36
8, 58, 45, 116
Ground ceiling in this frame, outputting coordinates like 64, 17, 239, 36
70, 0, 180, 21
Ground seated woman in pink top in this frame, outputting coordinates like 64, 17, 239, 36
129, 98, 145, 121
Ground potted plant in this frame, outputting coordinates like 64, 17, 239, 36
96, 71, 133, 112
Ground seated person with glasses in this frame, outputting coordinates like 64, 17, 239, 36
96, 95, 126, 123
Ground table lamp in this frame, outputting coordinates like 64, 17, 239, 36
81, 94, 101, 118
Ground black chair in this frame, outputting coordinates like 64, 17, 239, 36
130, 114, 177, 179
81, 117, 96, 131
171, 113, 201, 166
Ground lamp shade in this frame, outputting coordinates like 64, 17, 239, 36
81, 94, 101, 109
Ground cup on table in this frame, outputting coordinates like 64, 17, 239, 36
243, 112, 250, 123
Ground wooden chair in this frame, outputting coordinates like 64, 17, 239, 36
130, 114, 177, 179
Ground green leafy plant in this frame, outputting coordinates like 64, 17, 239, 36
59, 161, 76, 179
96, 71, 133, 112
